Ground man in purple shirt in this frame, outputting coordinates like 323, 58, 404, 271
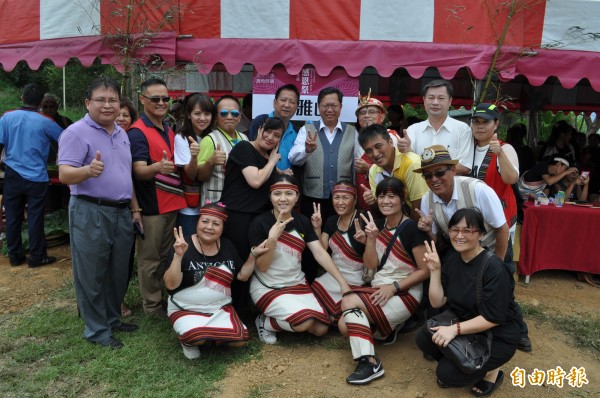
58, 77, 141, 349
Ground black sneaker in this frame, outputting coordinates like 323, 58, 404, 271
88, 337, 124, 349
112, 322, 139, 333
346, 356, 385, 385
28, 256, 56, 268
399, 311, 425, 334
10, 255, 26, 266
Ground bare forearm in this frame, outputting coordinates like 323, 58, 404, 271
363, 238, 379, 269
58, 165, 93, 185
164, 256, 183, 290
497, 151, 518, 184
133, 162, 161, 181
428, 271, 446, 308
255, 238, 276, 272
183, 159, 199, 180
196, 161, 215, 181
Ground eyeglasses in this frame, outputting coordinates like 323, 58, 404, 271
91, 98, 119, 105
448, 227, 480, 237
422, 167, 452, 180
219, 109, 241, 118
142, 95, 171, 104
358, 109, 381, 116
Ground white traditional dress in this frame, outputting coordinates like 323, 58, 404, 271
249, 211, 330, 331
167, 236, 249, 345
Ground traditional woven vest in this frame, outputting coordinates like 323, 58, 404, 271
303, 121, 356, 199
200, 128, 249, 204
131, 119, 186, 214
471, 141, 517, 227
429, 176, 496, 250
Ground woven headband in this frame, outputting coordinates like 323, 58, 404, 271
199, 207, 228, 221
333, 184, 357, 197
270, 183, 299, 193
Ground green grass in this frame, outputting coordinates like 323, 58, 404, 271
0, 281, 263, 398
520, 302, 600, 359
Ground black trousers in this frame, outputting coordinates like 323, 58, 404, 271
4, 166, 49, 262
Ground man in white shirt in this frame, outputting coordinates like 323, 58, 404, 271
398, 80, 473, 175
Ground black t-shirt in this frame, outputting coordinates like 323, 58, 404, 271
167, 236, 242, 295
323, 211, 365, 255
374, 218, 429, 264
441, 250, 519, 340
249, 210, 318, 248
523, 160, 550, 183
220, 140, 276, 214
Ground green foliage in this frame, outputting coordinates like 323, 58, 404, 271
0, 59, 121, 109
41, 59, 122, 108
0, 82, 23, 114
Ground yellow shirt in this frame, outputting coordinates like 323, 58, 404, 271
368, 148, 428, 206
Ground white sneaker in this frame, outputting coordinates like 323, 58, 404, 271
255, 315, 277, 344
181, 343, 201, 359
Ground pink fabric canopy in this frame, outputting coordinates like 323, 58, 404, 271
1, 0, 599, 91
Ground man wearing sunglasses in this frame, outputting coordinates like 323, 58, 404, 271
416, 143, 533, 353
414, 145, 508, 261
197, 95, 249, 204
128, 77, 187, 319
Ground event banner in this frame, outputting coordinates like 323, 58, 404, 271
252, 66, 359, 122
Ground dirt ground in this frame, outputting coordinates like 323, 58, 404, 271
1, 243, 599, 398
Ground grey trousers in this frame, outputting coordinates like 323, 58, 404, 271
69, 197, 133, 342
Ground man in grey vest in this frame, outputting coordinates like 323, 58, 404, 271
288, 87, 363, 221
415, 145, 532, 352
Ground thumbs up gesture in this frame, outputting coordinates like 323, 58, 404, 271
397, 130, 411, 153
305, 128, 318, 153
188, 136, 199, 157
211, 143, 227, 166
489, 133, 502, 154
360, 183, 375, 206
88, 151, 104, 177
158, 150, 175, 174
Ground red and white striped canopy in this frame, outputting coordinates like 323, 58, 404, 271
1, 0, 599, 90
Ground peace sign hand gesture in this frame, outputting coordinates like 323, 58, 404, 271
311, 202, 322, 230
416, 208, 434, 233
269, 141, 281, 165
305, 129, 318, 153
268, 215, 295, 242
423, 240, 441, 272
172, 226, 189, 257
359, 211, 379, 240
353, 218, 366, 244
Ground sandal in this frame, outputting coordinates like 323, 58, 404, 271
121, 303, 132, 318
471, 370, 504, 397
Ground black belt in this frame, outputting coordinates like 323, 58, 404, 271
76, 195, 131, 209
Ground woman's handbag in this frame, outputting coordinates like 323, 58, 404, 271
425, 251, 494, 374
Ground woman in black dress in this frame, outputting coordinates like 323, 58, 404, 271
416, 208, 519, 397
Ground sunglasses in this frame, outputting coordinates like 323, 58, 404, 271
142, 95, 171, 104
422, 167, 452, 180
219, 109, 241, 118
